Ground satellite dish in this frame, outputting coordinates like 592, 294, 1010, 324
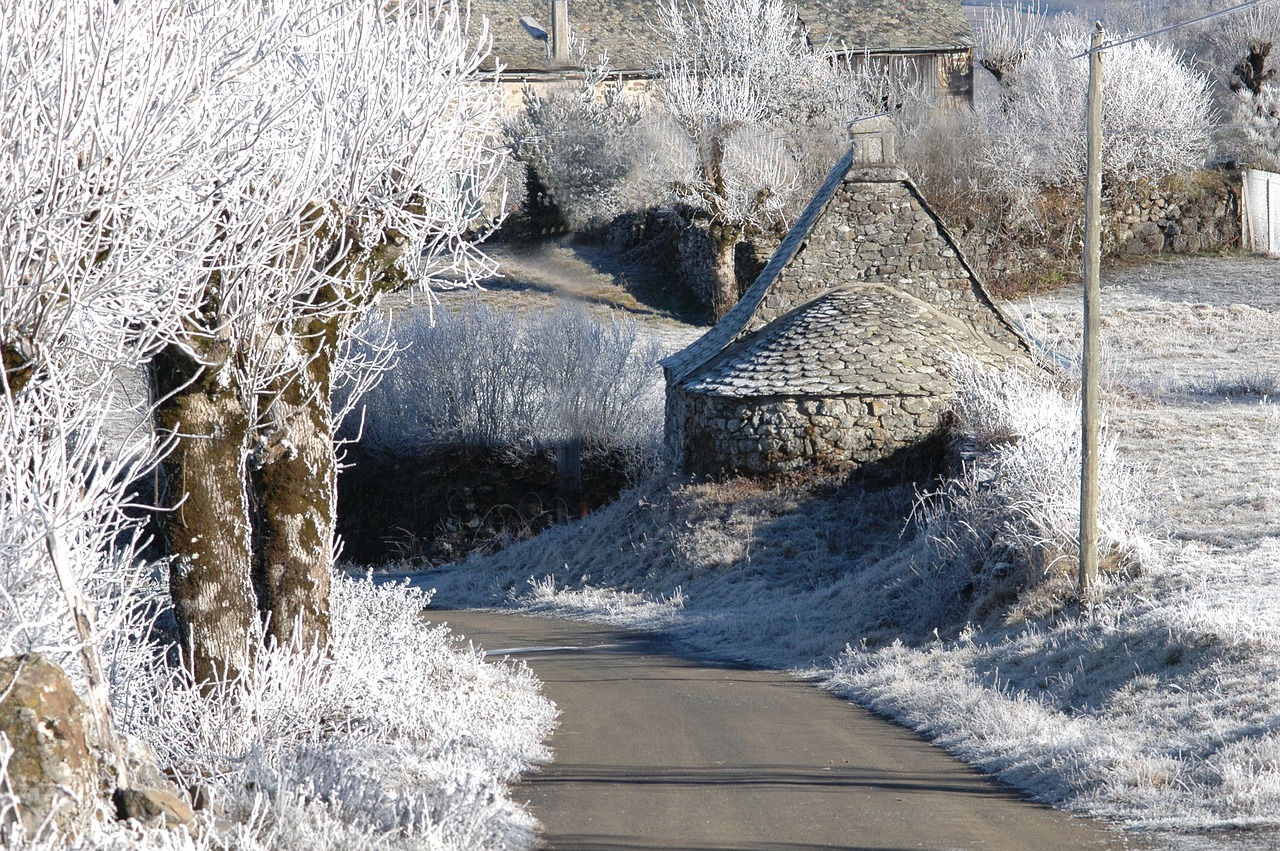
520, 16, 549, 41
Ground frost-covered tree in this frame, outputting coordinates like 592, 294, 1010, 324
655, 0, 883, 319
0, 4, 546, 840
975, 0, 1048, 84
982, 23, 1212, 198
141, 0, 503, 682
1201, 0, 1280, 95
509, 56, 650, 231
1232, 82, 1280, 168
0, 0, 225, 780
0, 0, 210, 656
0, 0, 504, 687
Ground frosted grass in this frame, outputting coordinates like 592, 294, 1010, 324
2, 575, 556, 850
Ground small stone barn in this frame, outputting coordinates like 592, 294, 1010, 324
661, 121, 1030, 478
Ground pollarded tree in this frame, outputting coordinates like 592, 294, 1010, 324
0, 0, 223, 763
975, 0, 1048, 85
1198, 0, 1280, 95
655, 0, 883, 320
144, 0, 505, 682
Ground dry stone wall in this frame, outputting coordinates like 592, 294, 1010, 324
668, 284, 1019, 476
967, 171, 1241, 287
678, 391, 948, 477
1108, 178, 1239, 256
746, 170, 1023, 353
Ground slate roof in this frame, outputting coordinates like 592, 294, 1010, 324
683, 284, 1010, 398
464, 0, 973, 74
662, 146, 858, 386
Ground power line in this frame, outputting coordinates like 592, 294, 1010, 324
1069, 0, 1280, 59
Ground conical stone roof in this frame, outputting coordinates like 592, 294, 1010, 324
683, 283, 1019, 399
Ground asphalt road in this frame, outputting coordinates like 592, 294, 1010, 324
423, 609, 1146, 851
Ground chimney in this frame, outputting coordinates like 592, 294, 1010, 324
550, 0, 570, 65
849, 115, 896, 168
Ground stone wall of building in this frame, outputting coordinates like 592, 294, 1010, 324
662, 147, 1032, 480
676, 390, 950, 477
665, 282, 1022, 477
747, 172, 1021, 350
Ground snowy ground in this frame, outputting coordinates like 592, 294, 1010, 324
400, 253, 1280, 848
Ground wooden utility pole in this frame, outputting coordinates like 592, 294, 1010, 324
1079, 22, 1104, 591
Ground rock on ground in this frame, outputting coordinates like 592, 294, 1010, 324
0, 653, 101, 840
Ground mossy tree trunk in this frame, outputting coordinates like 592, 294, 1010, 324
710, 222, 743, 321
250, 332, 337, 653
246, 228, 408, 655
150, 229, 409, 680
150, 341, 258, 684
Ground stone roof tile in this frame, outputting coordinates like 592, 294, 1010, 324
683, 283, 1007, 398
661, 147, 859, 384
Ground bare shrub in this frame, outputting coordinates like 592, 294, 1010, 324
342, 302, 664, 466
895, 104, 997, 229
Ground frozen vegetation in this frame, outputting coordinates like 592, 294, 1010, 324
3, 575, 555, 850
1, 574, 555, 850
410, 255, 1280, 846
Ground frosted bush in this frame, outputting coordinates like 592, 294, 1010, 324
342, 302, 664, 465
1231, 83, 1280, 169
916, 357, 1159, 621
509, 57, 655, 231
1, 574, 554, 850
111, 574, 553, 850
982, 27, 1212, 197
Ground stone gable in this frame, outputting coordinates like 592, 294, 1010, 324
663, 143, 1030, 478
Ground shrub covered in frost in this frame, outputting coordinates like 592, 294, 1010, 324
1230, 83, 1280, 169
982, 23, 1212, 198
508, 59, 653, 233
2, 574, 555, 850
915, 357, 1159, 622
344, 302, 664, 467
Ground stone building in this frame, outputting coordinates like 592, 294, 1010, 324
662, 120, 1030, 478
466, 0, 975, 109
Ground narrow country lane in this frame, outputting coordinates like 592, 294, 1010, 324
423, 609, 1146, 851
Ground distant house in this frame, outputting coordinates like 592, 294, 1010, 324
468, 0, 975, 106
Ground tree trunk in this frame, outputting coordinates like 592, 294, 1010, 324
710, 224, 741, 321
245, 228, 408, 652
251, 341, 335, 652
150, 344, 257, 684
